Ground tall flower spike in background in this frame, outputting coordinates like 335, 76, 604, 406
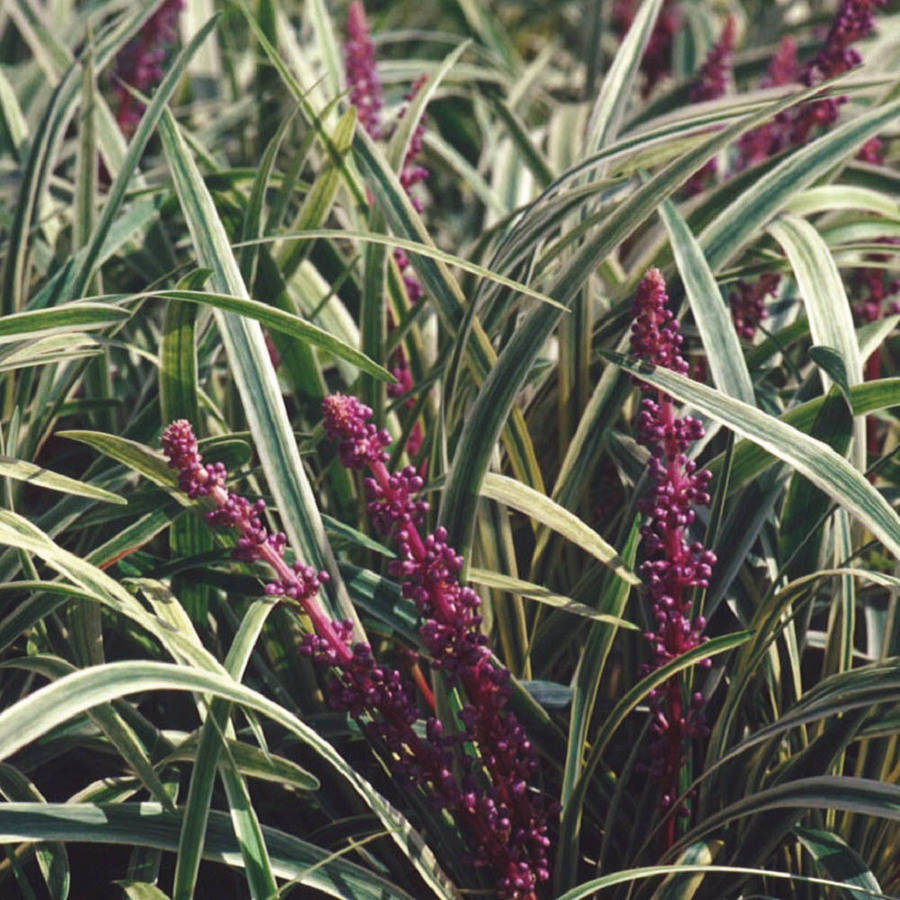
111, 0, 184, 137
322, 394, 553, 899
789, 0, 887, 148
630, 270, 715, 849
734, 36, 798, 172
344, 3, 428, 458
612, 0, 680, 97
736, 0, 887, 166
345, 0, 384, 139
682, 16, 735, 196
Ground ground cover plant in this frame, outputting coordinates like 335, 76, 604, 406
0, 0, 898, 897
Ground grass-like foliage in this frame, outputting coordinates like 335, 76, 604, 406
0, 0, 898, 897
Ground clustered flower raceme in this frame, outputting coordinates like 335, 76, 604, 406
851, 238, 900, 326
345, 1, 384, 139
848, 239, 900, 454
397, 75, 430, 216
162, 414, 551, 898
322, 394, 552, 899
734, 36, 799, 171
160, 425, 485, 841
612, 0, 680, 97
111, 0, 184, 137
162, 421, 432, 735
344, 3, 427, 457
683, 17, 735, 197
161, 420, 350, 656
729, 1, 888, 342
736, 0, 886, 169
630, 270, 715, 849
789, 0, 887, 148
728, 272, 780, 341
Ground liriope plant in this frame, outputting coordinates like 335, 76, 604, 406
0, 0, 896, 898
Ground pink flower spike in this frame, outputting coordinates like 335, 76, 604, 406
630, 271, 716, 847
345, 1, 383, 139
763, 35, 799, 88
689, 16, 735, 104
683, 17, 735, 195
321, 393, 553, 898
111, 0, 184, 138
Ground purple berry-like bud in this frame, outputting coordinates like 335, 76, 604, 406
322, 394, 390, 469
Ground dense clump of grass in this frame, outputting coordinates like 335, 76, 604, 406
0, 1, 897, 898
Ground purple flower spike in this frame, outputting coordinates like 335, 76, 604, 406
683, 17, 735, 196
322, 395, 553, 899
735, 36, 798, 171
345, 1, 384, 139
111, 0, 184, 137
729, 272, 779, 340
630, 269, 689, 376
613, 0, 681, 97
689, 16, 735, 104
630, 271, 716, 849
764, 35, 799, 89
161, 420, 350, 659
736, 1, 885, 172
343, 4, 428, 460
397, 75, 430, 213
781, 0, 885, 151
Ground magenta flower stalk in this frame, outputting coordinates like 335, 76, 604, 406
728, 271, 780, 341
848, 240, 900, 455
786, 0, 886, 147
160, 423, 509, 888
345, 1, 384, 140
396, 75, 430, 216
630, 270, 715, 849
683, 17, 735, 197
736, 1, 886, 171
734, 36, 798, 171
344, 4, 427, 459
322, 394, 552, 899
161, 421, 351, 656
111, 0, 184, 137
612, 0, 680, 97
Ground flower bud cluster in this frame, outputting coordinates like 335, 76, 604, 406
396, 76, 430, 215
161, 421, 350, 656
786, 0, 886, 147
111, 0, 184, 137
612, 0, 680, 97
323, 394, 552, 899
728, 272, 780, 341
344, 4, 427, 458
731, 0, 886, 340
630, 270, 716, 846
345, 1, 384, 139
683, 17, 734, 196
734, 36, 798, 171
737, 0, 885, 171
852, 239, 900, 325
